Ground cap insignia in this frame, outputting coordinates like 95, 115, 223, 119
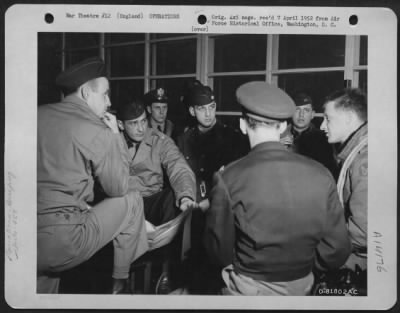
156, 88, 165, 100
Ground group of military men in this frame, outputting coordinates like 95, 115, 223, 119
37, 57, 368, 296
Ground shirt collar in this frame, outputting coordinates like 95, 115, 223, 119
290, 123, 315, 138
122, 128, 154, 149
150, 119, 165, 132
123, 131, 137, 148
195, 119, 220, 136
251, 141, 288, 154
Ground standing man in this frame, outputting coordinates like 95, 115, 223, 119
320, 88, 368, 276
144, 87, 176, 139
37, 57, 148, 294
204, 81, 351, 296
177, 80, 249, 208
280, 92, 338, 177
117, 98, 197, 294
176, 80, 249, 293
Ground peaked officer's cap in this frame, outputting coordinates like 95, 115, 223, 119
236, 81, 295, 121
144, 88, 169, 106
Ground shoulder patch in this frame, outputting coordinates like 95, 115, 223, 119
359, 161, 368, 177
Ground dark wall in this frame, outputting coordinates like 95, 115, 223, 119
38, 33, 63, 105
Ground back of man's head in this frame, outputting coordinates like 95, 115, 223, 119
236, 82, 295, 145
236, 81, 295, 123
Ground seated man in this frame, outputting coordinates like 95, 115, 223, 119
116, 98, 197, 294
37, 57, 148, 294
143, 87, 177, 140
204, 81, 351, 296
280, 92, 338, 178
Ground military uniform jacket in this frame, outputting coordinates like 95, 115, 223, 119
177, 120, 249, 200
127, 128, 196, 203
336, 123, 368, 269
204, 141, 351, 282
149, 119, 175, 140
37, 95, 130, 222
285, 123, 338, 178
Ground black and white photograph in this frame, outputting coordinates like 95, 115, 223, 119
4, 4, 397, 310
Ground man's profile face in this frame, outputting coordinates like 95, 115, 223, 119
121, 112, 148, 143
190, 101, 217, 130
320, 101, 350, 144
148, 102, 168, 124
292, 103, 314, 131
86, 77, 111, 118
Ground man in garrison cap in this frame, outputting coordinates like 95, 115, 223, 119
280, 91, 338, 178
176, 80, 249, 294
203, 81, 351, 296
37, 57, 148, 294
117, 97, 197, 294
144, 88, 176, 140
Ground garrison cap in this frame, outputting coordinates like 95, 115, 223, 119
117, 98, 146, 121
293, 92, 313, 107
236, 81, 295, 121
55, 57, 106, 91
182, 80, 215, 107
144, 88, 168, 106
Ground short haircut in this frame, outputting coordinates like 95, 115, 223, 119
242, 111, 281, 130
86, 78, 99, 91
324, 88, 367, 122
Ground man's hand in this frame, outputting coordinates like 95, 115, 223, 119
198, 198, 210, 212
145, 220, 156, 233
102, 112, 119, 134
179, 197, 198, 212
280, 133, 294, 147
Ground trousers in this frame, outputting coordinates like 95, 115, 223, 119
221, 265, 314, 296
143, 187, 178, 226
37, 191, 148, 293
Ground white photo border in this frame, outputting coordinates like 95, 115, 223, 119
4, 4, 398, 310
